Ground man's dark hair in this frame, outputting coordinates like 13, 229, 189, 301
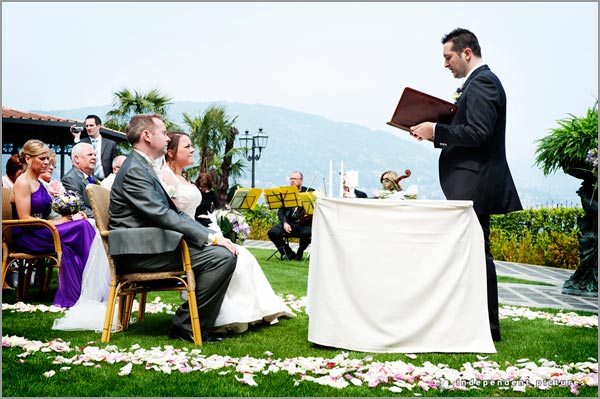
442, 28, 482, 57
85, 114, 102, 125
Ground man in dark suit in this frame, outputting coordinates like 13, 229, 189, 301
71, 115, 118, 180
411, 28, 522, 342
109, 114, 237, 343
61, 142, 98, 219
268, 171, 314, 261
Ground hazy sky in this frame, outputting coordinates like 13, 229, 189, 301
2, 2, 598, 163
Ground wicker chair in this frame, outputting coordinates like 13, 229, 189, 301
2, 186, 61, 300
85, 184, 202, 344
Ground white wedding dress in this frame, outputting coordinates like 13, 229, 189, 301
160, 166, 295, 333
52, 221, 121, 332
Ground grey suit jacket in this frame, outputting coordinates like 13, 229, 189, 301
108, 150, 211, 256
434, 65, 522, 215
80, 136, 118, 178
61, 167, 95, 218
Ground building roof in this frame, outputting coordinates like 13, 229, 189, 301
2, 106, 126, 141
2, 106, 80, 123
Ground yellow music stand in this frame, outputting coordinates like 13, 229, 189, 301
299, 191, 317, 216
263, 186, 301, 210
229, 188, 263, 210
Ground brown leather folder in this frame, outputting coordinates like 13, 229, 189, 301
387, 87, 457, 132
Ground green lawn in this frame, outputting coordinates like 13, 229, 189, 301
2, 248, 597, 397
497, 276, 555, 286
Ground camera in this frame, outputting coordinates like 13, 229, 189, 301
71, 126, 84, 133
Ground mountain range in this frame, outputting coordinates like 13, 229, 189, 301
39, 101, 582, 209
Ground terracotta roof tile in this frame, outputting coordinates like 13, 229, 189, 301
2, 106, 80, 123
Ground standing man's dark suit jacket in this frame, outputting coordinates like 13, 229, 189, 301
61, 167, 95, 219
80, 136, 118, 179
434, 65, 522, 215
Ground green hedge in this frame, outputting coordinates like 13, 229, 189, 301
490, 207, 584, 269
242, 204, 279, 241
243, 204, 584, 269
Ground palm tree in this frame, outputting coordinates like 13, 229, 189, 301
104, 88, 176, 133
183, 105, 246, 200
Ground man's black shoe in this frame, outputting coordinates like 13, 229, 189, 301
168, 325, 223, 343
201, 331, 224, 343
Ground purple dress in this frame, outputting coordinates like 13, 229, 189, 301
13, 183, 97, 308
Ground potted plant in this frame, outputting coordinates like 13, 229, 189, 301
535, 101, 598, 296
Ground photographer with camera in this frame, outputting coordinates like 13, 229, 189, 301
70, 115, 117, 180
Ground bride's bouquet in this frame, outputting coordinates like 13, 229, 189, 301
52, 190, 84, 216
46, 180, 65, 198
213, 205, 251, 245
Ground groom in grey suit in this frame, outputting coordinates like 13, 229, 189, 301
108, 114, 238, 343
410, 28, 522, 342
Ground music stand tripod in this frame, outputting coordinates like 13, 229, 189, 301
263, 186, 302, 261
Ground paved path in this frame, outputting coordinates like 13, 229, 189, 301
244, 240, 598, 313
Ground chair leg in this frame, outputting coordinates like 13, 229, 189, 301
117, 294, 130, 329
138, 292, 147, 321
101, 281, 118, 343
18, 265, 33, 301
186, 287, 202, 345
266, 248, 281, 261
121, 294, 135, 330
41, 263, 55, 294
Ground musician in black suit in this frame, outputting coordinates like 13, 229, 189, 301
71, 115, 118, 180
268, 171, 314, 261
410, 28, 522, 342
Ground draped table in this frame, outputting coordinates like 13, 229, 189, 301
306, 198, 496, 353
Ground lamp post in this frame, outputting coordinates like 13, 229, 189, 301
239, 128, 269, 188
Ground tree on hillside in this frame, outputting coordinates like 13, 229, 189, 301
183, 105, 246, 201
104, 88, 177, 133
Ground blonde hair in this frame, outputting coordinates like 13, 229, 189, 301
380, 169, 412, 192
18, 139, 49, 166
380, 170, 402, 192
48, 149, 57, 166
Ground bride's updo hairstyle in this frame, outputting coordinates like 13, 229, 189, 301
165, 131, 188, 164
19, 139, 50, 169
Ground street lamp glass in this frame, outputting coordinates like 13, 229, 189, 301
238, 130, 252, 153
255, 128, 269, 150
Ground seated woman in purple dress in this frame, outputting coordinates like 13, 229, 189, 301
10, 139, 98, 308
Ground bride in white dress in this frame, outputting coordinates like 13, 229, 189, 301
160, 131, 295, 334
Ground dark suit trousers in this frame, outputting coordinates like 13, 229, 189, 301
476, 213, 501, 341
268, 222, 312, 255
116, 244, 236, 332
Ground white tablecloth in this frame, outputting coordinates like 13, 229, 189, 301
307, 198, 496, 353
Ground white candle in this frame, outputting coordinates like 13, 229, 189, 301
339, 161, 344, 197
329, 160, 333, 197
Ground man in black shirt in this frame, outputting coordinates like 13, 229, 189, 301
268, 171, 313, 261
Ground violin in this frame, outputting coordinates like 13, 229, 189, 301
299, 214, 313, 225
394, 169, 411, 184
